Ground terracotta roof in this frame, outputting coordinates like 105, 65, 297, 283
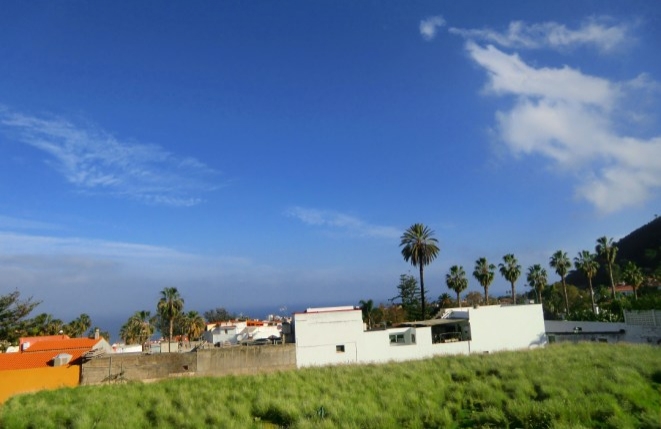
0, 349, 86, 371
23, 338, 100, 353
19, 335, 71, 347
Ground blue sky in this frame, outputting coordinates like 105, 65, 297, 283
1, 1, 660, 333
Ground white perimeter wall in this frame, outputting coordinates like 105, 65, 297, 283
468, 304, 546, 353
359, 328, 470, 364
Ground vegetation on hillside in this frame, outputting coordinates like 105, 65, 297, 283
1, 343, 660, 428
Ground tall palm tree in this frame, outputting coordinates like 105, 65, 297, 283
400, 223, 440, 319
499, 254, 521, 305
574, 251, 599, 314
157, 287, 184, 352
621, 261, 644, 300
473, 257, 495, 305
526, 264, 547, 304
549, 250, 572, 315
445, 265, 468, 308
596, 236, 618, 299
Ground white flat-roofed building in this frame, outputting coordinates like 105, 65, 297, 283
293, 304, 546, 368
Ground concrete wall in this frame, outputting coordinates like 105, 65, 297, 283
80, 345, 296, 385
81, 352, 196, 384
545, 319, 661, 345
468, 304, 547, 353
0, 365, 80, 403
196, 345, 296, 376
360, 327, 470, 363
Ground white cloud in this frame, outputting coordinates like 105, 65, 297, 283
0, 215, 60, 231
464, 42, 661, 213
0, 108, 219, 206
286, 206, 400, 239
466, 42, 616, 107
420, 15, 446, 41
450, 16, 632, 53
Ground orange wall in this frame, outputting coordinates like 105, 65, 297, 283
0, 365, 80, 403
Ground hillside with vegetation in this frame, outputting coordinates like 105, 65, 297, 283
1, 343, 659, 428
567, 216, 661, 288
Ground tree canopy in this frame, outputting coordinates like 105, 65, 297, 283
400, 223, 439, 320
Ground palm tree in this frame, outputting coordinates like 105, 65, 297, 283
526, 264, 547, 304
400, 223, 440, 319
621, 261, 644, 300
183, 311, 206, 343
359, 299, 375, 329
574, 251, 599, 314
596, 236, 618, 299
157, 287, 184, 352
549, 250, 572, 315
499, 254, 521, 305
445, 265, 468, 308
437, 293, 454, 308
120, 310, 155, 346
473, 257, 495, 305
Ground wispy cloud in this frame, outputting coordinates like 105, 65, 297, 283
420, 15, 446, 41
0, 107, 220, 206
458, 26, 661, 213
450, 16, 632, 53
0, 215, 60, 231
285, 206, 400, 239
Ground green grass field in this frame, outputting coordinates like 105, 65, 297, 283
1, 343, 660, 428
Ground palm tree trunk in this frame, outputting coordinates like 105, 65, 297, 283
562, 278, 570, 315
608, 264, 616, 299
169, 318, 174, 353
456, 291, 461, 308
484, 286, 488, 305
588, 277, 596, 315
511, 282, 516, 305
419, 264, 426, 320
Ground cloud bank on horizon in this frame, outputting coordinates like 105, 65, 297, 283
422, 15, 661, 214
0, 108, 220, 207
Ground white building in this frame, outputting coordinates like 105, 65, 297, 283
293, 304, 546, 368
204, 320, 282, 346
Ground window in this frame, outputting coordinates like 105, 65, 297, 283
411, 334, 416, 344
336, 345, 345, 353
389, 334, 405, 344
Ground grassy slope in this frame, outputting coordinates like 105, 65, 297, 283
1, 343, 660, 429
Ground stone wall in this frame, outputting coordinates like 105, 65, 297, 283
81, 344, 296, 385
197, 344, 296, 376
81, 352, 196, 384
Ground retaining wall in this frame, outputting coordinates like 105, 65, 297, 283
80, 344, 296, 385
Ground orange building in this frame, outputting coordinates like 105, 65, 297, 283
0, 335, 111, 403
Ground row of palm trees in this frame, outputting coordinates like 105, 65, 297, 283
400, 223, 623, 318
119, 287, 206, 347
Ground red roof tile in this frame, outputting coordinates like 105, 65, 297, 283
23, 338, 99, 352
19, 335, 71, 347
0, 349, 86, 371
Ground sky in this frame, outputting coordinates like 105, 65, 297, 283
1, 1, 660, 336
